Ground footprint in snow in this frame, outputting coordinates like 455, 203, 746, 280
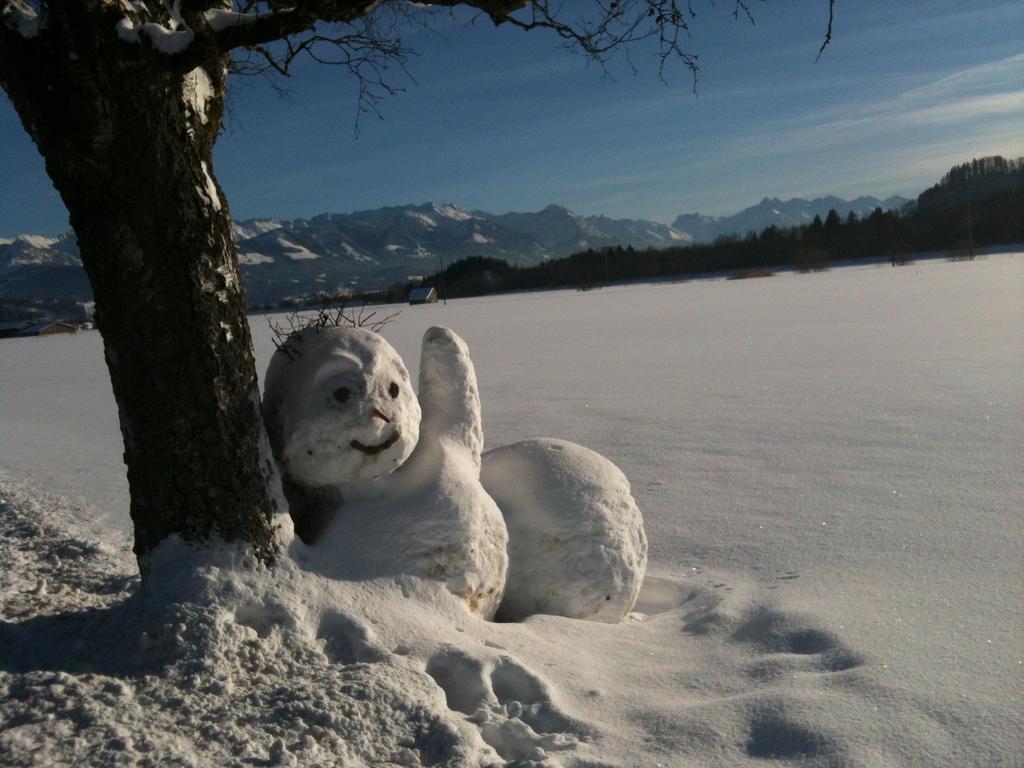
425, 646, 587, 764
631, 574, 868, 764
316, 610, 388, 665
732, 606, 865, 679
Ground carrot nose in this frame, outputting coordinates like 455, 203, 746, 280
372, 408, 391, 423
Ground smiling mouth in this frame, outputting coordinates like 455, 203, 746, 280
351, 430, 401, 455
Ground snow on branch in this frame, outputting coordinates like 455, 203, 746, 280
208, 1, 389, 51
116, 18, 197, 53
113, 0, 200, 55
1, 0, 43, 38
204, 7, 275, 31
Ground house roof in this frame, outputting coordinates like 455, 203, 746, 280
408, 287, 437, 300
19, 321, 77, 335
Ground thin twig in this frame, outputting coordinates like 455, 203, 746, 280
816, 0, 835, 62
267, 289, 399, 360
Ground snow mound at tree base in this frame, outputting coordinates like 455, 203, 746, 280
1, 479, 1016, 767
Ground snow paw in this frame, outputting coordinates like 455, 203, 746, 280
475, 715, 576, 764
425, 648, 584, 765
316, 610, 388, 664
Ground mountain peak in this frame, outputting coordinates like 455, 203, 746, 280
0, 234, 62, 249
670, 194, 907, 243
430, 203, 474, 221
539, 204, 574, 216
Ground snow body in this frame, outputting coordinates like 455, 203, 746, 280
266, 325, 508, 619
482, 438, 647, 622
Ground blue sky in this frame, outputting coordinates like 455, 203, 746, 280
1, 0, 1021, 236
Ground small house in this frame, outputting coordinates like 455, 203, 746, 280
408, 287, 438, 305
18, 320, 79, 337
0, 320, 32, 339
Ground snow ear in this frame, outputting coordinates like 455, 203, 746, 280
418, 326, 484, 465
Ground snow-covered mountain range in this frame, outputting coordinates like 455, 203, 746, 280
232, 203, 695, 304
0, 195, 909, 308
0, 233, 92, 304
672, 195, 910, 242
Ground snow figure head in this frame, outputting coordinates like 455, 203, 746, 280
262, 326, 421, 490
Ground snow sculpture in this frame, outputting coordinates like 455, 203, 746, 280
263, 326, 422, 491
481, 439, 647, 623
263, 322, 645, 624
262, 325, 422, 541
263, 325, 508, 619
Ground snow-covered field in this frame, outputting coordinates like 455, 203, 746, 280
1, 254, 1021, 766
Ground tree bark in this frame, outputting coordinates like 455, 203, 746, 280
1, 10, 280, 567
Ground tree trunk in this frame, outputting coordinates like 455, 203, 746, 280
1, 12, 280, 567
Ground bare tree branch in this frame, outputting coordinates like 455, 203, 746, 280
211, 0, 705, 82
222, 10, 418, 130
490, 1, 700, 80
209, 0, 505, 51
7, 0, 838, 130
732, 0, 755, 26
816, 0, 835, 62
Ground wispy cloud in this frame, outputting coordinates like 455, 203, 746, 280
219, 24, 1024, 225
724, 54, 1024, 161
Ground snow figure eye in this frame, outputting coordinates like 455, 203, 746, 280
333, 387, 351, 404
388, 382, 400, 399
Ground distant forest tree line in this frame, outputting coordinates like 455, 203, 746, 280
358, 156, 1022, 303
